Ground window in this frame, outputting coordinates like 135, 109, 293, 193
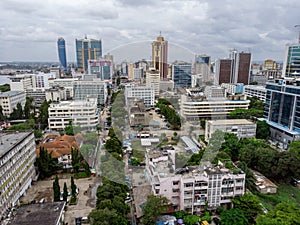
173, 181, 179, 185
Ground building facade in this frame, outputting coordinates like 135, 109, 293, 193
194, 54, 211, 85
48, 98, 99, 130
145, 148, 245, 213
180, 95, 249, 120
49, 78, 79, 99
0, 131, 36, 219
57, 37, 67, 72
87, 59, 113, 80
152, 34, 168, 80
146, 69, 160, 96
282, 44, 300, 77
215, 59, 232, 85
264, 79, 300, 148
0, 91, 26, 116
205, 119, 257, 142
125, 85, 155, 108
172, 61, 192, 87
76, 36, 102, 73
73, 79, 107, 106
244, 85, 267, 102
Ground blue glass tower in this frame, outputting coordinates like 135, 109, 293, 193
57, 37, 67, 72
172, 61, 192, 87
282, 44, 300, 77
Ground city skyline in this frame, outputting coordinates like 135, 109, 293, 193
0, 0, 300, 62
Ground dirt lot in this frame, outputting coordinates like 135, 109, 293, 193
20, 174, 101, 225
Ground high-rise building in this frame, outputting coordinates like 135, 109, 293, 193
194, 54, 211, 85
215, 59, 232, 85
87, 59, 113, 80
264, 79, 300, 148
216, 51, 251, 85
57, 37, 67, 72
146, 68, 160, 96
76, 36, 102, 73
172, 61, 192, 87
282, 44, 300, 77
152, 34, 168, 80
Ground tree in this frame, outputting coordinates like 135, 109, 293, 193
10, 102, 24, 120
63, 182, 68, 202
64, 120, 74, 135
256, 203, 300, 225
232, 193, 263, 223
289, 140, 300, 157
71, 148, 83, 173
39, 100, 50, 130
53, 175, 60, 202
36, 147, 58, 179
256, 120, 270, 139
142, 195, 169, 225
220, 208, 248, 225
183, 214, 200, 225
71, 176, 77, 197
200, 118, 206, 129
89, 208, 128, 225
24, 97, 34, 119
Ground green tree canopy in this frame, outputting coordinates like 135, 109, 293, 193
142, 195, 169, 225
256, 120, 270, 139
220, 208, 248, 225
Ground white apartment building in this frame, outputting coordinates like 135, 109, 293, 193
146, 68, 160, 96
45, 86, 67, 102
49, 78, 79, 99
244, 85, 266, 102
145, 148, 245, 214
180, 95, 250, 120
10, 75, 35, 91
48, 98, 99, 130
25, 88, 46, 107
204, 86, 226, 99
0, 131, 36, 219
205, 119, 257, 142
125, 85, 155, 108
0, 91, 26, 116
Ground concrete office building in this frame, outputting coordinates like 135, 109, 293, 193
282, 44, 300, 78
45, 86, 67, 102
25, 88, 46, 107
146, 68, 160, 96
205, 119, 257, 142
125, 84, 155, 108
48, 98, 99, 130
244, 85, 267, 102
145, 148, 245, 213
0, 131, 36, 219
87, 59, 113, 80
194, 54, 212, 85
0, 91, 26, 116
9, 75, 35, 91
49, 78, 79, 99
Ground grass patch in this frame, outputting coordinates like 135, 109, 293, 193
133, 149, 145, 161
74, 172, 90, 179
256, 184, 300, 210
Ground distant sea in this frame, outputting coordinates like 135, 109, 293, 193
0, 75, 11, 85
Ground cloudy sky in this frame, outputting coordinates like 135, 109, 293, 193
0, 0, 300, 63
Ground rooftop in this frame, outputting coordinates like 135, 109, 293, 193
0, 131, 33, 158
0, 91, 24, 97
10, 202, 65, 225
207, 119, 255, 126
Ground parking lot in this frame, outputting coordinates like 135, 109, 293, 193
20, 174, 101, 225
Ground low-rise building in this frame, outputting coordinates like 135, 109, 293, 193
205, 119, 257, 142
181, 95, 250, 120
49, 78, 79, 99
252, 170, 277, 194
0, 131, 36, 219
244, 85, 266, 102
9, 202, 65, 225
25, 88, 46, 107
48, 98, 99, 130
145, 148, 245, 214
129, 101, 152, 127
0, 91, 26, 116
45, 86, 67, 102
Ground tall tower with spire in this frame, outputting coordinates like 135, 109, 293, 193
152, 33, 168, 80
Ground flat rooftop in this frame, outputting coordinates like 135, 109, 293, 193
10, 202, 65, 225
207, 119, 255, 125
0, 91, 24, 97
0, 131, 33, 158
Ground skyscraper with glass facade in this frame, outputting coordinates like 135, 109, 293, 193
282, 44, 300, 77
172, 61, 192, 87
264, 79, 300, 148
57, 37, 67, 72
76, 36, 102, 73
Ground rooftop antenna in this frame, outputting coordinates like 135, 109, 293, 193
294, 25, 300, 44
